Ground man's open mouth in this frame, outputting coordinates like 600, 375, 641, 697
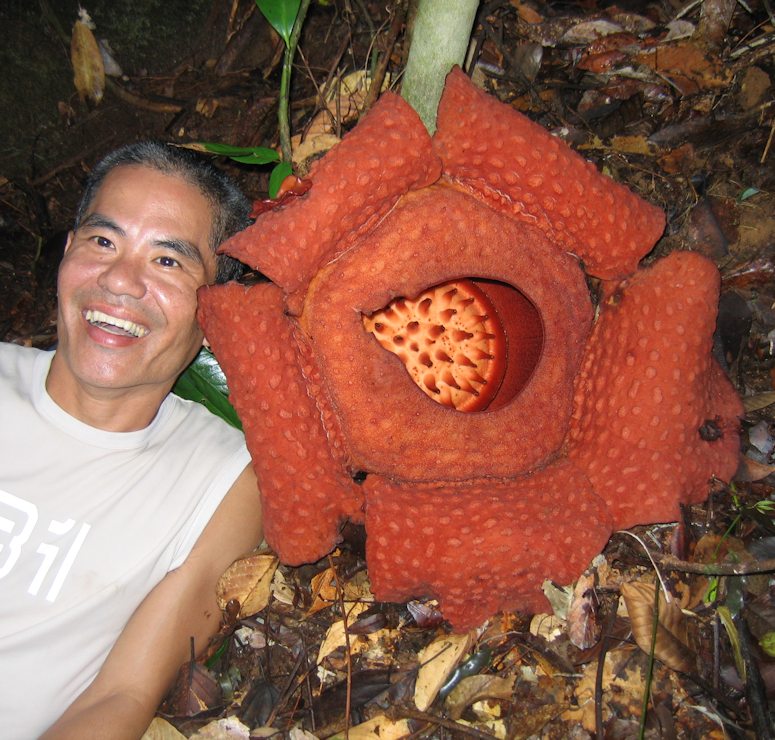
84, 309, 149, 338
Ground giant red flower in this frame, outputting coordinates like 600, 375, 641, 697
199, 68, 742, 629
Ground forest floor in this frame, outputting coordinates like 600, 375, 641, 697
1, 1, 774, 738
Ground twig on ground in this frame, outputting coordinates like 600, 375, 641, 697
385, 705, 498, 738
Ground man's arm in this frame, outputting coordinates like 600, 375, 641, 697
41, 464, 263, 739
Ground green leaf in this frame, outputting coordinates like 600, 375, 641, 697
195, 141, 280, 161
173, 348, 242, 430
256, 0, 301, 46
760, 631, 775, 658
230, 152, 282, 165
738, 186, 760, 202
268, 160, 293, 198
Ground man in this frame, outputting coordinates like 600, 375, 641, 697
0, 142, 264, 738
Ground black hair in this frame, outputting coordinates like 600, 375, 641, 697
74, 141, 250, 283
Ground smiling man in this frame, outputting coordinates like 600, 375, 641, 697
0, 142, 263, 738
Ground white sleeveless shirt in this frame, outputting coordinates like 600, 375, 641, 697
0, 344, 250, 738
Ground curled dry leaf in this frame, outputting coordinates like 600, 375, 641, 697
414, 632, 472, 712
568, 571, 602, 650
216, 553, 278, 619
70, 15, 104, 104
620, 580, 695, 674
307, 563, 374, 616
444, 674, 516, 720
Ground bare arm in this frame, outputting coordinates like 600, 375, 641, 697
41, 464, 263, 739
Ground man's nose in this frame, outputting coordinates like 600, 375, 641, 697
96, 253, 147, 299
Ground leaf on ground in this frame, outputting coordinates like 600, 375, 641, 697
635, 41, 730, 94
166, 661, 223, 717
341, 714, 413, 739
141, 718, 186, 740
736, 456, 775, 482
307, 562, 374, 616
568, 571, 602, 650
316, 602, 369, 663
216, 553, 278, 618
189, 716, 251, 739
562, 649, 653, 731
620, 580, 695, 674
414, 632, 473, 711
445, 674, 516, 720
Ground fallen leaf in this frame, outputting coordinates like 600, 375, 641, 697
445, 674, 516, 720
307, 563, 374, 616
165, 661, 223, 717
316, 602, 369, 663
270, 567, 295, 605
189, 716, 251, 739
635, 41, 730, 94
562, 649, 648, 731
736, 456, 775, 482
342, 714, 413, 739
216, 553, 278, 618
620, 580, 695, 673
568, 571, 602, 650
743, 391, 775, 412
141, 718, 186, 740
414, 632, 472, 711
529, 612, 565, 642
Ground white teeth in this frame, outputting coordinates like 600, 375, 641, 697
85, 309, 149, 338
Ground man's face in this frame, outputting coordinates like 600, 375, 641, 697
50, 164, 217, 412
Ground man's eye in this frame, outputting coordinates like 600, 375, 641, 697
156, 255, 180, 268
94, 236, 113, 248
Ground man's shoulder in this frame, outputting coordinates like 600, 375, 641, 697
158, 393, 246, 450
0, 341, 44, 370
0, 342, 49, 390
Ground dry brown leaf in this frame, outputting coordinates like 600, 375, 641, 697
141, 718, 186, 740
635, 41, 730, 94
307, 563, 374, 616
216, 553, 278, 618
736, 456, 775, 482
316, 602, 369, 663
562, 649, 645, 731
345, 714, 413, 739
414, 632, 472, 711
444, 674, 516, 720
70, 13, 104, 104
568, 571, 601, 650
743, 391, 775, 412
620, 580, 695, 674
189, 716, 251, 739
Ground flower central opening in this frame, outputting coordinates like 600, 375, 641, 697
363, 278, 543, 411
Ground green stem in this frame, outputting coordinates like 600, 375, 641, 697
278, 0, 312, 163
400, 0, 479, 133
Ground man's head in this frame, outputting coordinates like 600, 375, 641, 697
74, 141, 250, 283
47, 144, 250, 430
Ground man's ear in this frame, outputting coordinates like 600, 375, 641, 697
63, 231, 74, 255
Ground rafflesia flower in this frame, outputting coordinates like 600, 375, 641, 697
199, 68, 742, 630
